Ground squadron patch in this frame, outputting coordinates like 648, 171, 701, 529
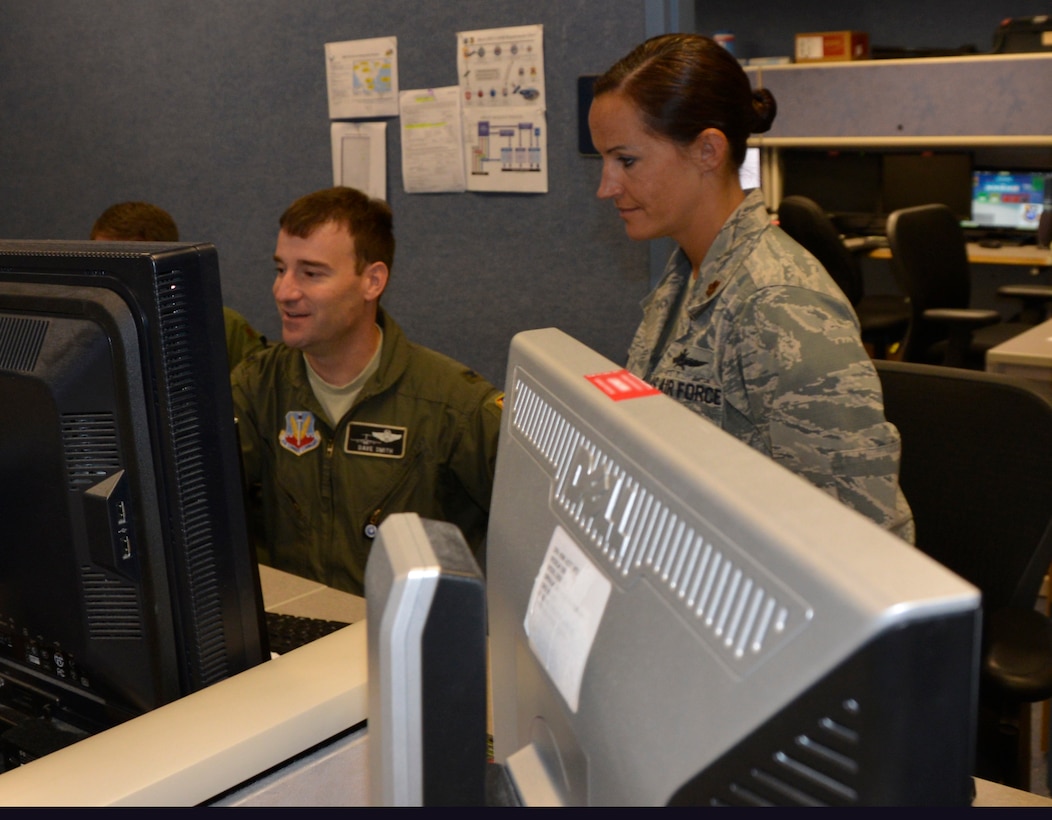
279, 411, 321, 456
346, 422, 407, 458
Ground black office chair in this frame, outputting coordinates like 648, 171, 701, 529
875, 359, 1052, 790
885, 204, 1052, 369
777, 195, 910, 359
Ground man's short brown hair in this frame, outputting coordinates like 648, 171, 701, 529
279, 187, 395, 274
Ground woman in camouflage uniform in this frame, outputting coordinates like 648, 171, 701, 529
588, 33, 914, 543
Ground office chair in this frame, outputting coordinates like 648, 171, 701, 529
875, 359, 1052, 791
885, 204, 1052, 369
776, 195, 910, 359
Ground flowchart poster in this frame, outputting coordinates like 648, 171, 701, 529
461, 107, 548, 193
457, 24, 548, 193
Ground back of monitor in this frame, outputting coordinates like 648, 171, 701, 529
486, 327, 981, 806
365, 513, 487, 807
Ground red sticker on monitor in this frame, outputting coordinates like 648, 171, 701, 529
585, 370, 661, 401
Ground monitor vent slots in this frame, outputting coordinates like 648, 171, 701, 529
0, 314, 47, 373
153, 268, 230, 686
61, 413, 121, 490
81, 569, 143, 639
509, 371, 809, 673
703, 700, 864, 807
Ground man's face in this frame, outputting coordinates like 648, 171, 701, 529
272, 221, 384, 360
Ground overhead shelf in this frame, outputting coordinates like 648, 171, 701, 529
744, 52, 1052, 146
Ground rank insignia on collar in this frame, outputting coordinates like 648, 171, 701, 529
279, 411, 321, 456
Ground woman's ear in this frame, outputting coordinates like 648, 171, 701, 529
690, 128, 730, 173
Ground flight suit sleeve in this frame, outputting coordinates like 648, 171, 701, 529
449, 386, 504, 513
229, 360, 269, 562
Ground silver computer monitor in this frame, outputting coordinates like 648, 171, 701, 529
366, 513, 487, 807
486, 327, 980, 807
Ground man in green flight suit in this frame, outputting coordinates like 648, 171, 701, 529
231, 187, 503, 597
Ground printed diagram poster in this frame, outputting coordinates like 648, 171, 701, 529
457, 24, 544, 108
398, 87, 466, 194
325, 36, 399, 119
457, 25, 548, 193
461, 107, 547, 193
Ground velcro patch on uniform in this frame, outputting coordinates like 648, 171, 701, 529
279, 411, 321, 456
345, 422, 407, 458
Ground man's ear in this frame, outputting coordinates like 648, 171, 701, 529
690, 127, 730, 173
362, 260, 389, 301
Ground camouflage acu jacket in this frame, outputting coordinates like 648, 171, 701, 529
626, 190, 915, 543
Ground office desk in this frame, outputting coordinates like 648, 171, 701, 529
0, 566, 369, 807
868, 242, 1052, 268
985, 316, 1052, 400
0, 566, 1049, 806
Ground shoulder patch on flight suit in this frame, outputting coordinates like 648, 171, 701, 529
279, 410, 321, 456
346, 422, 407, 458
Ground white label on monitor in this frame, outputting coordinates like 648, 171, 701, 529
524, 526, 612, 713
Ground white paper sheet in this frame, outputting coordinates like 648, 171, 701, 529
398, 87, 466, 194
330, 121, 387, 201
524, 526, 612, 713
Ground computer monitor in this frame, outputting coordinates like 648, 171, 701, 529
486, 327, 981, 807
739, 146, 761, 191
881, 151, 973, 224
365, 513, 487, 807
0, 239, 269, 767
779, 149, 883, 235
966, 169, 1049, 234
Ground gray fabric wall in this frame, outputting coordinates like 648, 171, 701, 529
0, 0, 649, 387
1, 0, 1047, 384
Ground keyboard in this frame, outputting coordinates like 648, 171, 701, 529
265, 610, 351, 656
842, 235, 890, 252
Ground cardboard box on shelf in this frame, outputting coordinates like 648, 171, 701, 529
795, 31, 870, 62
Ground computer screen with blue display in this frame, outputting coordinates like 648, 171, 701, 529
486, 327, 981, 807
967, 169, 1049, 234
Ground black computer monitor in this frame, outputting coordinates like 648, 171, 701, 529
881, 151, 973, 224
0, 240, 268, 767
779, 149, 883, 234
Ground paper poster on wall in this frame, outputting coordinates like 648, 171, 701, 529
461, 106, 548, 193
456, 24, 548, 193
331, 121, 387, 201
457, 24, 545, 109
325, 36, 399, 119
398, 87, 466, 194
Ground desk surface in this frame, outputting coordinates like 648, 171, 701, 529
868, 242, 1052, 267
0, 567, 1049, 806
261, 563, 367, 623
986, 317, 1052, 368
0, 566, 369, 807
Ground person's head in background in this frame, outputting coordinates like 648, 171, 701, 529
588, 33, 776, 267
91, 201, 179, 242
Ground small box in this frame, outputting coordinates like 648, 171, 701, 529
795, 31, 870, 63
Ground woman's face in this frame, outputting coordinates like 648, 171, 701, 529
588, 91, 706, 246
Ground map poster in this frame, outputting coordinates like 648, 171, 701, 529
325, 36, 399, 120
